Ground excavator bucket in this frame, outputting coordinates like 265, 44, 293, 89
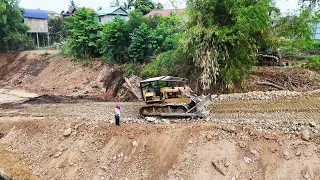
160, 95, 212, 118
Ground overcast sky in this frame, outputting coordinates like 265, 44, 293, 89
20, 0, 300, 14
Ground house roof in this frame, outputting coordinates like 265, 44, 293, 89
23, 9, 49, 19
61, 7, 96, 16
145, 9, 185, 17
96, 7, 128, 16
61, 7, 78, 15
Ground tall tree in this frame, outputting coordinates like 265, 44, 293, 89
129, 23, 157, 63
184, 0, 277, 92
0, 0, 33, 52
110, 0, 120, 7
64, 8, 102, 59
132, 0, 155, 15
48, 16, 64, 33
155, 2, 164, 10
127, 10, 146, 33
68, 0, 77, 11
100, 15, 130, 62
121, 0, 134, 10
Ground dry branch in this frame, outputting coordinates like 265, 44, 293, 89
256, 81, 285, 90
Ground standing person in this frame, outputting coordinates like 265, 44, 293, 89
115, 104, 120, 126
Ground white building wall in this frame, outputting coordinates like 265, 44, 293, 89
99, 15, 129, 24
312, 21, 320, 40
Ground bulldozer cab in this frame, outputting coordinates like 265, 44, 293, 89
140, 76, 189, 104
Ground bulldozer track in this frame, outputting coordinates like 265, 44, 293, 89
139, 104, 189, 117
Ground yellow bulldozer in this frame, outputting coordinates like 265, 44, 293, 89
139, 76, 212, 117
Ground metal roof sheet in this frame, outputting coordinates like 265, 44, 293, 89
23, 9, 49, 19
97, 7, 128, 16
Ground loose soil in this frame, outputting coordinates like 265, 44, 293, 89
0, 50, 116, 97
0, 93, 319, 180
0, 50, 320, 180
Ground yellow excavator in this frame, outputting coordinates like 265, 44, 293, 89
139, 76, 212, 117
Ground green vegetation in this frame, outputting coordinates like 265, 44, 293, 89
0, 0, 34, 52
131, 0, 157, 15
140, 50, 194, 79
183, 0, 277, 92
100, 15, 129, 63
304, 57, 320, 72
1, 0, 319, 93
48, 16, 64, 34
64, 8, 102, 59
128, 23, 157, 63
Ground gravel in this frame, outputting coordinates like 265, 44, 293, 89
1, 89, 319, 134
214, 89, 320, 102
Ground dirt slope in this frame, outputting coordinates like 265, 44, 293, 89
0, 92, 319, 180
0, 50, 320, 180
0, 117, 319, 180
0, 50, 116, 96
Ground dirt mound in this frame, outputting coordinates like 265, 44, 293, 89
0, 117, 319, 180
250, 67, 320, 92
0, 90, 319, 179
0, 50, 139, 101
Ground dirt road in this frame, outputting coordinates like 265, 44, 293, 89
0, 91, 319, 180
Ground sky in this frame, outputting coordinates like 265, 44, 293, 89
19, 0, 300, 14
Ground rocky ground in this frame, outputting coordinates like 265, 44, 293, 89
0, 50, 320, 179
0, 89, 319, 180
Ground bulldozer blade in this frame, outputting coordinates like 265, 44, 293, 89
160, 113, 200, 118
187, 95, 212, 114
196, 95, 212, 113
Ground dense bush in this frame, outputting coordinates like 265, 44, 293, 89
281, 39, 320, 57
128, 23, 157, 63
183, 0, 276, 92
5, 33, 35, 51
64, 8, 102, 59
0, 0, 34, 52
304, 57, 320, 72
140, 50, 195, 79
100, 15, 130, 63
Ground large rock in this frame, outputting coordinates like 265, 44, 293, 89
132, 141, 138, 148
63, 128, 72, 137
309, 122, 317, 127
145, 117, 156, 122
301, 130, 310, 141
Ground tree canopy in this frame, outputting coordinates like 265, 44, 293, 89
100, 15, 130, 63
64, 8, 102, 59
68, 0, 77, 11
129, 23, 157, 63
132, 0, 156, 15
0, 0, 33, 52
183, 0, 277, 92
